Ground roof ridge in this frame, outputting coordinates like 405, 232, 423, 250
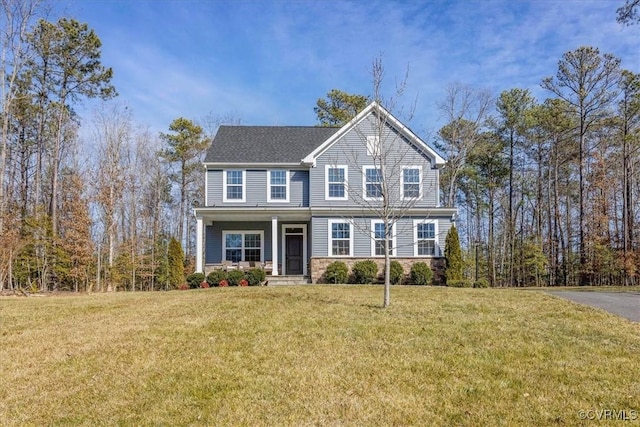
219, 125, 340, 129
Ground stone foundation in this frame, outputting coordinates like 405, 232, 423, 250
310, 257, 445, 285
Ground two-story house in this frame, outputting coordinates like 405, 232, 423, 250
193, 102, 457, 283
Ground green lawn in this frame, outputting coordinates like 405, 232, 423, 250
1, 286, 638, 426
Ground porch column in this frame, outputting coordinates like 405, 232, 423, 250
195, 216, 204, 273
271, 216, 279, 276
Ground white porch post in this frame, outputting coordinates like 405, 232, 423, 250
195, 216, 204, 273
271, 216, 279, 276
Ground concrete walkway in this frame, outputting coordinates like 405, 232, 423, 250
547, 291, 640, 322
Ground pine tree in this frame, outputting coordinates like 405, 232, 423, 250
444, 225, 463, 283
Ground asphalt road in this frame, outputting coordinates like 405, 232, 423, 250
547, 291, 640, 322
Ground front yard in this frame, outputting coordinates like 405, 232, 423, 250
1, 286, 638, 425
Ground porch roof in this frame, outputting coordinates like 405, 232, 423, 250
193, 207, 312, 222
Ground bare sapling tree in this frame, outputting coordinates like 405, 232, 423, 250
328, 57, 439, 307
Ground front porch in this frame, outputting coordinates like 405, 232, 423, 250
194, 208, 311, 277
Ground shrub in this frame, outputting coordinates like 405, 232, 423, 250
324, 261, 349, 284
186, 273, 205, 289
447, 279, 472, 288
226, 269, 245, 286
389, 260, 404, 285
444, 225, 464, 284
200, 281, 210, 289
207, 270, 227, 286
350, 260, 378, 284
239, 279, 249, 287
178, 283, 189, 290
218, 279, 229, 287
410, 262, 433, 286
168, 238, 185, 288
245, 268, 266, 286
474, 278, 490, 288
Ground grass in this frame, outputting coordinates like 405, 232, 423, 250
1, 286, 638, 426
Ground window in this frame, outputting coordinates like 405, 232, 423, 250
364, 167, 382, 200
366, 136, 380, 156
223, 170, 245, 202
325, 165, 348, 200
402, 166, 422, 200
223, 231, 263, 262
268, 170, 289, 202
328, 220, 352, 256
414, 220, 437, 256
371, 220, 395, 256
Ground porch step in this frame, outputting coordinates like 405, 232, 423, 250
265, 275, 310, 286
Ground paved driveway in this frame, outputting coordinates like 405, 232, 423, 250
547, 291, 640, 322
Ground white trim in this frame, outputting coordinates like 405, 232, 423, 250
204, 162, 305, 168
281, 224, 307, 276
325, 164, 348, 201
366, 135, 380, 156
222, 169, 246, 203
436, 170, 441, 207
363, 166, 383, 201
195, 216, 204, 272
204, 169, 209, 207
304, 104, 376, 165
413, 219, 439, 257
271, 217, 279, 276
327, 219, 353, 256
267, 170, 290, 203
370, 220, 396, 257
302, 101, 446, 166
221, 230, 264, 262
401, 165, 423, 201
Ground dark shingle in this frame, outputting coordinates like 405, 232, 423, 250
204, 126, 339, 164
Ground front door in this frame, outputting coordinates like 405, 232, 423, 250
285, 234, 303, 275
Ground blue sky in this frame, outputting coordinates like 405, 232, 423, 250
62, 0, 638, 137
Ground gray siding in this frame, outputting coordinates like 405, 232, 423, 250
206, 169, 309, 207
290, 170, 309, 207
205, 220, 312, 267
310, 117, 439, 208
206, 221, 272, 263
311, 215, 451, 258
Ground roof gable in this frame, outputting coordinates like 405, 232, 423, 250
302, 101, 445, 167
205, 126, 339, 165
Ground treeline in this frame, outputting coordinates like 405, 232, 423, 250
1, 2, 638, 291
436, 48, 639, 287
0, 1, 232, 292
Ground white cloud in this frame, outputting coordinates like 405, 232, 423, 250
66, 0, 638, 136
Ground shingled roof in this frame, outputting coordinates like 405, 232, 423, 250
204, 126, 340, 164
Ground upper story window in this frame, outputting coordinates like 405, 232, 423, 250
325, 165, 348, 200
223, 170, 246, 202
402, 166, 422, 200
364, 167, 383, 200
328, 220, 352, 256
414, 220, 437, 256
371, 220, 395, 256
268, 170, 289, 202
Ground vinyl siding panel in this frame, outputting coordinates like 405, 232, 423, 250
206, 169, 309, 207
290, 170, 309, 207
206, 221, 272, 264
311, 215, 451, 258
310, 116, 439, 208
